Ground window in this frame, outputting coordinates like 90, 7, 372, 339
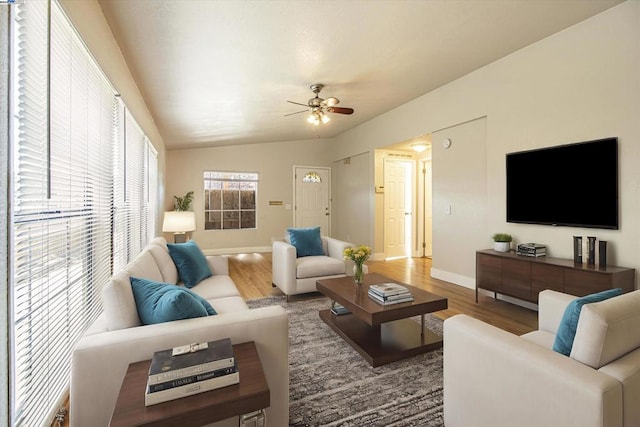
204, 171, 258, 230
303, 172, 322, 183
9, 1, 157, 425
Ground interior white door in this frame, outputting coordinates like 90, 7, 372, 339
423, 159, 433, 257
294, 167, 330, 234
384, 159, 412, 258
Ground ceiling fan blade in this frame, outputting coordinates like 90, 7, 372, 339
323, 97, 340, 107
284, 109, 309, 117
327, 106, 354, 115
287, 100, 308, 107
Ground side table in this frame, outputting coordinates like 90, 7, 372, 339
110, 341, 270, 427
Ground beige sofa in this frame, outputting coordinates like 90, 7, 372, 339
444, 289, 640, 427
272, 236, 353, 299
70, 237, 288, 427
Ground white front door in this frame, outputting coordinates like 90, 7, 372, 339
384, 159, 412, 259
294, 166, 330, 234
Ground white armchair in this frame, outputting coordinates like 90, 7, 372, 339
272, 236, 353, 299
444, 289, 640, 427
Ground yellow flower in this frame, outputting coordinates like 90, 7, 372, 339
343, 245, 371, 263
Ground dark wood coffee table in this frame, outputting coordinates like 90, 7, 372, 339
317, 273, 448, 366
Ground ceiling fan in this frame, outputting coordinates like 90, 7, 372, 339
285, 83, 354, 125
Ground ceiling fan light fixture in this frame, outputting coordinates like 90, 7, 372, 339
321, 113, 330, 124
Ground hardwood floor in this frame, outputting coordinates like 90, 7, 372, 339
229, 252, 538, 336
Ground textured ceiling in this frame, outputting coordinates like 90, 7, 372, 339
98, 0, 622, 150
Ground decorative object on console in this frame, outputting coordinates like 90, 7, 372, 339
163, 211, 196, 243
573, 235, 582, 264
599, 240, 607, 268
587, 236, 597, 265
343, 244, 371, 285
516, 243, 546, 257
491, 233, 512, 253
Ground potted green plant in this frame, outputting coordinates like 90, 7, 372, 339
174, 191, 194, 211
492, 233, 512, 253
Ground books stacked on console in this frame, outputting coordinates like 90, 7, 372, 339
516, 243, 547, 257
331, 302, 351, 316
145, 337, 239, 406
368, 283, 414, 305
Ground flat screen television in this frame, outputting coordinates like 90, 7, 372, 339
506, 137, 618, 230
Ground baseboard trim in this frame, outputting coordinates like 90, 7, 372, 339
430, 268, 475, 289
203, 246, 272, 255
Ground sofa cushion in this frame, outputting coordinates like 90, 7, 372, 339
130, 276, 217, 325
167, 240, 212, 288
207, 296, 250, 314
287, 226, 324, 257
185, 275, 240, 300
102, 271, 141, 331
125, 249, 164, 283
552, 288, 622, 356
147, 243, 179, 284
296, 255, 346, 279
571, 289, 640, 368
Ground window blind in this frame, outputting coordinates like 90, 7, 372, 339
10, 0, 158, 425
112, 107, 152, 272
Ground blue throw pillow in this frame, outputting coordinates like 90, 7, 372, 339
552, 288, 622, 356
130, 276, 217, 325
167, 240, 212, 288
287, 226, 324, 257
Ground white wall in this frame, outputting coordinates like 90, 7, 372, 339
431, 118, 487, 288
331, 1, 640, 288
166, 139, 333, 252
332, 152, 372, 247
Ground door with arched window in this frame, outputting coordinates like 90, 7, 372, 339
293, 166, 330, 235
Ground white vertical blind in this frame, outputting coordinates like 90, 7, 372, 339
10, 0, 158, 425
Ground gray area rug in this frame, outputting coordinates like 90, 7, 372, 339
246, 296, 444, 426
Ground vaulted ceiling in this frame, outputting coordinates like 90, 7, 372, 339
98, 0, 622, 150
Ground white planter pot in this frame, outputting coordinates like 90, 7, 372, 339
494, 241, 511, 252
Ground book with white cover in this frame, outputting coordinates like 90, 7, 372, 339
369, 283, 410, 297
145, 371, 240, 406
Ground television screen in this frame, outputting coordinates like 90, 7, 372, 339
506, 138, 618, 229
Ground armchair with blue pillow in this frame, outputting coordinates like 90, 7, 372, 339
272, 226, 354, 300
444, 288, 640, 427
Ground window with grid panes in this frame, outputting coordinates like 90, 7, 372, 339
204, 171, 258, 230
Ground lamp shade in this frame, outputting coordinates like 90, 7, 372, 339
162, 211, 196, 233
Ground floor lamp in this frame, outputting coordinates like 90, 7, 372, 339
162, 211, 196, 243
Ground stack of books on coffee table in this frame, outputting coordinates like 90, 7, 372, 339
145, 337, 239, 406
368, 282, 414, 305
